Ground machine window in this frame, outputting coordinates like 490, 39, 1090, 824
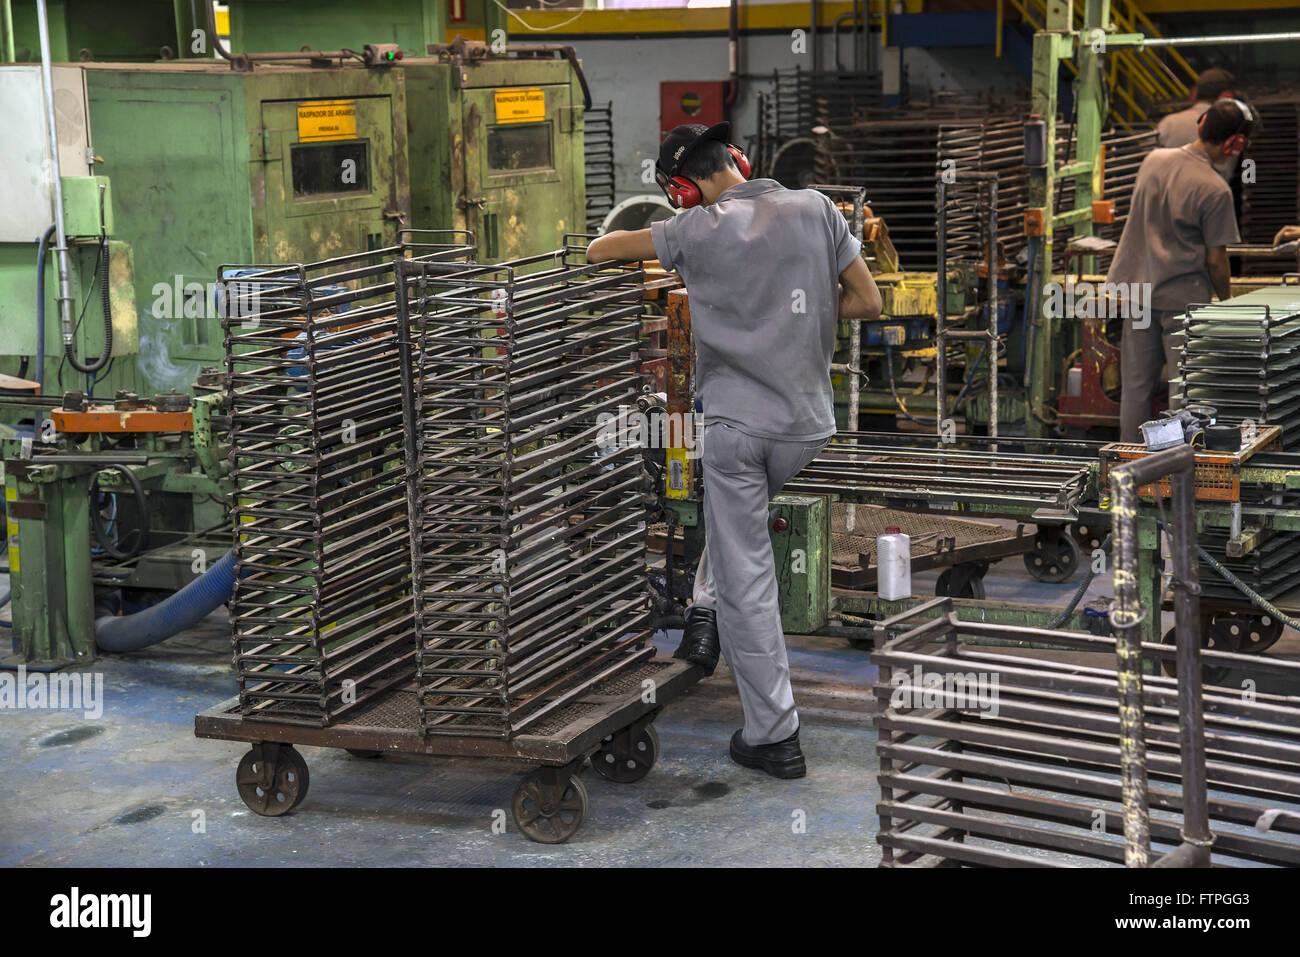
487, 123, 553, 171
290, 141, 371, 197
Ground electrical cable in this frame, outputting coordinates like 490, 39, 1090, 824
64, 189, 112, 374
1197, 545, 1300, 631
90, 464, 149, 561
1048, 532, 1110, 629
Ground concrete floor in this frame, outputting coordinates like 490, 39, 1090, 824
2, 544, 1297, 867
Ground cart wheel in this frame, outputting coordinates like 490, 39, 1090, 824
1159, 624, 1232, 686
1023, 531, 1080, 583
590, 724, 660, 783
235, 745, 310, 816
1070, 521, 1106, 553
345, 749, 384, 759
935, 565, 986, 600
1213, 613, 1284, 655
513, 771, 587, 844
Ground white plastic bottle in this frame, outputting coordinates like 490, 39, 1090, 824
877, 525, 912, 600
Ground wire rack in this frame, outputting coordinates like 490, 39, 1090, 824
220, 231, 477, 727
396, 239, 655, 738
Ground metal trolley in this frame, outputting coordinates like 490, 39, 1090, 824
195, 657, 700, 844
199, 239, 701, 843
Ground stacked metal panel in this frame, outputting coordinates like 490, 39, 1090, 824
873, 607, 1300, 867
1180, 290, 1300, 447
396, 243, 655, 738
1240, 94, 1300, 248
221, 233, 476, 727
584, 102, 615, 231
936, 120, 1156, 269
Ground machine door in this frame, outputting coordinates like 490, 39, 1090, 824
461, 84, 580, 262
258, 96, 400, 262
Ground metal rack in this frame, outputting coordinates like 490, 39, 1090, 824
220, 231, 476, 727
584, 101, 615, 231
395, 240, 655, 738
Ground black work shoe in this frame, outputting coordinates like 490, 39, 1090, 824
672, 605, 720, 676
729, 728, 807, 779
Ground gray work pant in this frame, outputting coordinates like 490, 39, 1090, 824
1120, 309, 1184, 443
692, 422, 830, 746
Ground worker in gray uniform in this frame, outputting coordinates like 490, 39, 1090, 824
1107, 98, 1252, 442
587, 122, 881, 778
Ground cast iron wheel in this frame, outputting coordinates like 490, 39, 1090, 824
1213, 613, 1285, 656
512, 771, 587, 844
590, 724, 660, 783
1159, 623, 1232, 685
1023, 531, 1080, 583
1071, 521, 1106, 553
935, 565, 987, 600
235, 745, 310, 816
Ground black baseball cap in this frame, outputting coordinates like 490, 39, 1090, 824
657, 121, 732, 178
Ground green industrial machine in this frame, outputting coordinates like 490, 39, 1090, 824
1, 0, 592, 667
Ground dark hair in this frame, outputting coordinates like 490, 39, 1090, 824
1196, 67, 1237, 102
1199, 98, 1254, 146
678, 138, 736, 182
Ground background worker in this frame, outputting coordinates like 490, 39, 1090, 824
1157, 67, 1240, 149
587, 122, 881, 779
1108, 98, 1253, 442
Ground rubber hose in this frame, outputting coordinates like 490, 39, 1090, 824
65, 234, 111, 374
34, 223, 56, 389
95, 550, 237, 653
0, 585, 10, 608
91, 464, 149, 561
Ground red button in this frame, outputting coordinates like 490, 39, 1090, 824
773, 517, 788, 532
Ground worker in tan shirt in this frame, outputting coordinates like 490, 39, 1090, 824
1108, 98, 1254, 442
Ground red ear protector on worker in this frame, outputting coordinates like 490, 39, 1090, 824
1197, 98, 1255, 157
655, 143, 751, 210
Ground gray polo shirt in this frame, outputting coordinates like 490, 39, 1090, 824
1106, 144, 1239, 313
651, 179, 862, 441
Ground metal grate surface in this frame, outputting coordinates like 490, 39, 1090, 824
221, 231, 477, 727
397, 240, 655, 739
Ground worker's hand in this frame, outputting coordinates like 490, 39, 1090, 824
1273, 225, 1300, 247
586, 228, 656, 264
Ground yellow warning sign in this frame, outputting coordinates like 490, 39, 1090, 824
296, 100, 357, 142
494, 88, 546, 124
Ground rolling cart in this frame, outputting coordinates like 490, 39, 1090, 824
195, 656, 701, 843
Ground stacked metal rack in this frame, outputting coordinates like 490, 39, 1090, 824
1180, 288, 1300, 601
584, 102, 615, 231
1180, 289, 1300, 447
395, 240, 655, 738
220, 231, 477, 727
871, 602, 1300, 867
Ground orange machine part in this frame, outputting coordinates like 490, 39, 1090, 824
52, 408, 194, 433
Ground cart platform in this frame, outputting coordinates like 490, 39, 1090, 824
195, 656, 702, 843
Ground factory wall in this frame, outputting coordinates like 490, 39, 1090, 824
569, 33, 1027, 204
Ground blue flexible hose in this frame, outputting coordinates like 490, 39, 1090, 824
94, 550, 236, 653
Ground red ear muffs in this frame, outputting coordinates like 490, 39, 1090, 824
1198, 103, 1252, 157
665, 175, 703, 209
728, 145, 752, 179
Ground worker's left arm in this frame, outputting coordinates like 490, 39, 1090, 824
1205, 246, 1232, 302
1201, 186, 1240, 302
586, 229, 657, 264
